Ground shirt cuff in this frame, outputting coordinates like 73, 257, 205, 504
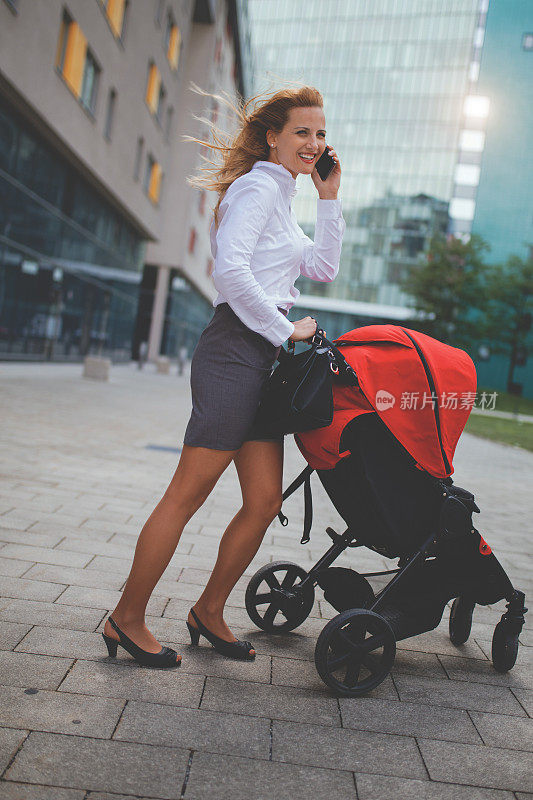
316, 197, 343, 219
262, 313, 296, 348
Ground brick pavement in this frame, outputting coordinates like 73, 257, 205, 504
0, 361, 531, 799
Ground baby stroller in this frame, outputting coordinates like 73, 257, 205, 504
245, 324, 527, 697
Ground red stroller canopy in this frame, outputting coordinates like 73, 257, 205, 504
295, 325, 477, 478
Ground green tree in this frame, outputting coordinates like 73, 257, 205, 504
482, 254, 533, 392
401, 233, 490, 349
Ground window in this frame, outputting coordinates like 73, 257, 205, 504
145, 61, 161, 114
105, 0, 128, 40
156, 82, 166, 123
165, 14, 181, 71
104, 88, 116, 140
154, 0, 165, 26
165, 106, 173, 141
56, 11, 87, 96
80, 49, 100, 114
56, 10, 72, 74
144, 153, 162, 203
143, 153, 154, 192
133, 136, 144, 180
188, 227, 197, 254
56, 10, 100, 113
523, 33, 533, 51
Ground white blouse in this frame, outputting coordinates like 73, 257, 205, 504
209, 159, 346, 347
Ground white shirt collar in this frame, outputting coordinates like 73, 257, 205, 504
250, 160, 298, 199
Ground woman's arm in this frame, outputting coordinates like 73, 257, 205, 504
212, 177, 295, 347
295, 197, 346, 282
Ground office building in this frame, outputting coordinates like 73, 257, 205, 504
0, 0, 249, 361
245, 0, 488, 333
467, 0, 532, 394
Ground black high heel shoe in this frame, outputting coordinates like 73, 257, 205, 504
102, 616, 181, 668
186, 607, 256, 661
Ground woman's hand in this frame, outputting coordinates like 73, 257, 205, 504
290, 316, 318, 342
311, 145, 341, 199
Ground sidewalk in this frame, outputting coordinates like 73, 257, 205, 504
0, 361, 531, 799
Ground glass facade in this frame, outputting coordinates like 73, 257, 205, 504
470, 0, 532, 265
468, 0, 533, 396
0, 96, 145, 360
246, 0, 482, 319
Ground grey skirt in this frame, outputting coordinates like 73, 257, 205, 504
183, 302, 287, 450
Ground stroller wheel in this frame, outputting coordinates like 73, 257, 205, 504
245, 561, 315, 633
492, 620, 519, 673
315, 609, 396, 697
449, 596, 476, 646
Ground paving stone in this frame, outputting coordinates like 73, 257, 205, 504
15, 624, 185, 661
392, 649, 449, 679
0, 650, 73, 689
179, 644, 271, 682
0, 782, 85, 799
201, 676, 340, 726
5, 731, 189, 797
394, 674, 526, 715
115, 700, 270, 759
14, 626, 111, 660
164, 599, 257, 629
439, 654, 533, 689
22, 564, 124, 590
0, 684, 124, 738
396, 629, 488, 659
0, 528, 64, 548
470, 710, 533, 751
54, 538, 136, 559
2, 511, 88, 530
0, 621, 33, 650
340, 696, 481, 743
0, 556, 34, 577
0, 575, 66, 602
85, 555, 133, 574
512, 688, 533, 715
58, 658, 204, 707
476, 638, 533, 666
0, 728, 27, 774
355, 774, 514, 800
0, 599, 104, 631
0, 513, 40, 531
85, 792, 155, 800
417, 737, 533, 792
272, 655, 398, 699
271, 719, 425, 777
184, 750, 356, 800
31, 523, 113, 542
0, 544, 92, 568
53, 585, 167, 616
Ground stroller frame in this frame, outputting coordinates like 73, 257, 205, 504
245, 463, 528, 697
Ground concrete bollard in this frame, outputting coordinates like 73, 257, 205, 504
156, 356, 170, 374
83, 356, 111, 381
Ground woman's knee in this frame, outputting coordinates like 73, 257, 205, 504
163, 478, 215, 517
242, 492, 283, 523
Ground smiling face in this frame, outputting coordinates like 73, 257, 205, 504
266, 106, 327, 179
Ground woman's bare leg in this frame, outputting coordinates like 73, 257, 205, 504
104, 444, 238, 652
188, 439, 284, 653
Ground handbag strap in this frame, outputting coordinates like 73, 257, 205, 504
280, 327, 359, 386
277, 464, 315, 544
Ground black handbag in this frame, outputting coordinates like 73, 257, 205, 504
252, 325, 358, 438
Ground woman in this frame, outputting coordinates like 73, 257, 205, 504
102, 84, 345, 666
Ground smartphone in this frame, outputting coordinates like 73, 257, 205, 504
315, 145, 336, 181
